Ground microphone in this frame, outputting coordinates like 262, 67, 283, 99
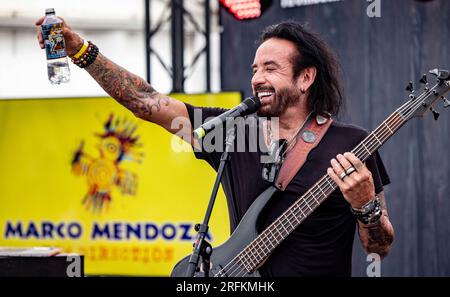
193, 96, 261, 139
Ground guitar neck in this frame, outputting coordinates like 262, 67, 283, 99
237, 110, 407, 273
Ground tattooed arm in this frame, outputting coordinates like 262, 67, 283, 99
357, 192, 394, 259
35, 17, 192, 141
85, 54, 189, 132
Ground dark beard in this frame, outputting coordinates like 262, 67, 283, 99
256, 86, 302, 117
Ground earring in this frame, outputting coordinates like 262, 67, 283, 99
300, 87, 306, 94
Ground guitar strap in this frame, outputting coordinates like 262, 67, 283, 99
274, 114, 333, 191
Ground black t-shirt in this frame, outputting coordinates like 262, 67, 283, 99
185, 103, 390, 276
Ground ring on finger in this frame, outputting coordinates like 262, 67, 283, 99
339, 171, 347, 180
345, 166, 356, 175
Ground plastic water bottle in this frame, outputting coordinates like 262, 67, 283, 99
41, 8, 70, 84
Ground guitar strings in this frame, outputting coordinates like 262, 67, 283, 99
226, 116, 401, 277
218, 105, 415, 277
215, 84, 439, 277
222, 121, 399, 277
225, 115, 406, 277
220, 112, 406, 277
220, 112, 409, 277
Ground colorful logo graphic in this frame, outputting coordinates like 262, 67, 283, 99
48, 24, 65, 52
71, 114, 144, 212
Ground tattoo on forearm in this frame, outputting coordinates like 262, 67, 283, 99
86, 54, 170, 119
365, 219, 394, 255
368, 226, 389, 245
359, 193, 394, 258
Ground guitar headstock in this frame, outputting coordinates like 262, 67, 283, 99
400, 69, 450, 121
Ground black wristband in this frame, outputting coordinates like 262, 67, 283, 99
350, 196, 382, 225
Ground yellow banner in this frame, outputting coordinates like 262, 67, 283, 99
0, 92, 241, 276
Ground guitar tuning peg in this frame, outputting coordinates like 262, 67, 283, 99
443, 97, 450, 108
430, 107, 440, 120
406, 81, 414, 92
429, 68, 439, 77
429, 68, 450, 80
419, 74, 427, 84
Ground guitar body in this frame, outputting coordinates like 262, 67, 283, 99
171, 186, 278, 277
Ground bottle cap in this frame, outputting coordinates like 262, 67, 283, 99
45, 8, 55, 15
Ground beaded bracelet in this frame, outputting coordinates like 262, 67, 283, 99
71, 41, 99, 68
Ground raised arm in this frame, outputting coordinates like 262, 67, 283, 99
35, 16, 192, 141
84, 53, 187, 133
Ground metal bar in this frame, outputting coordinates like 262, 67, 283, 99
184, 45, 207, 81
183, 7, 205, 35
149, 48, 173, 77
149, 13, 171, 38
171, 0, 185, 92
205, 0, 211, 92
145, 0, 151, 83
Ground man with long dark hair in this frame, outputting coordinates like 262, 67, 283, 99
36, 18, 394, 276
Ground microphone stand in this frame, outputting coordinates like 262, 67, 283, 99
186, 126, 236, 277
